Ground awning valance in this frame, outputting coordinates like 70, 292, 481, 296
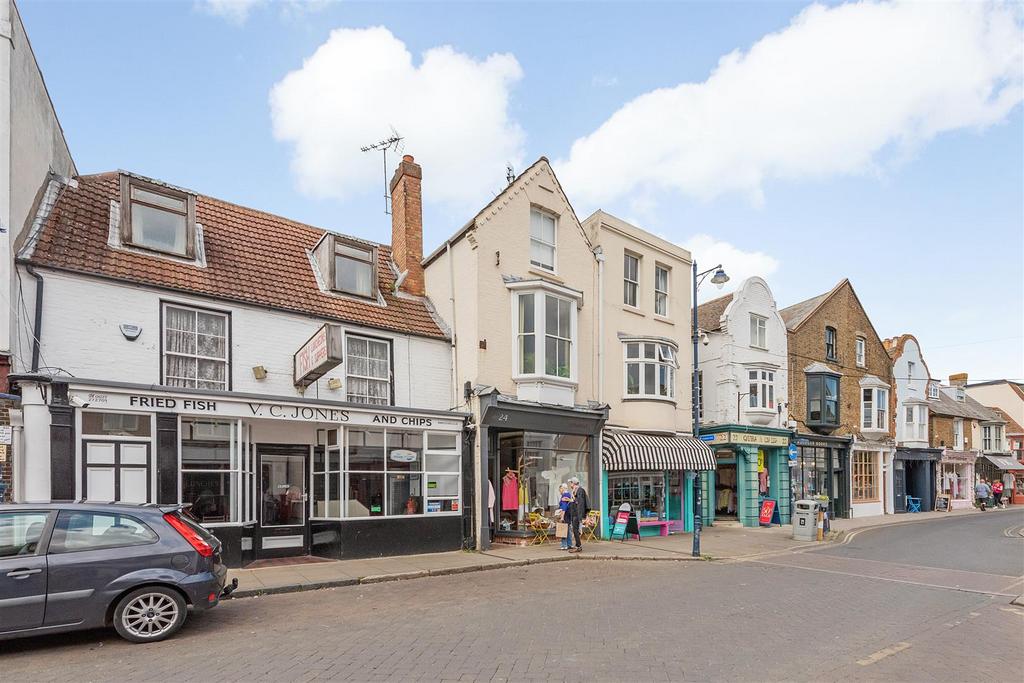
602, 432, 716, 471
983, 455, 1024, 471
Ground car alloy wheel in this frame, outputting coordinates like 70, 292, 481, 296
114, 588, 187, 642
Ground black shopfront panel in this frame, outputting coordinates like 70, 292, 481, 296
309, 516, 462, 560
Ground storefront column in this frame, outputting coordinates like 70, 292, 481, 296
600, 469, 609, 538
736, 445, 760, 527
701, 470, 715, 525
683, 471, 695, 532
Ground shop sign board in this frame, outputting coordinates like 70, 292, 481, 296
610, 503, 632, 540
293, 324, 344, 388
759, 498, 780, 526
934, 494, 951, 512
390, 449, 417, 463
705, 431, 789, 447
70, 388, 464, 432
0, 425, 11, 445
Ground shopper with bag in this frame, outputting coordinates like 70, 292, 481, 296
567, 476, 590, 554
992, 479, 1004, 508
556, 483, 572, 550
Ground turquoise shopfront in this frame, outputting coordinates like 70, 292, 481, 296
599, 430, 716, 538
699, 425, 794, 528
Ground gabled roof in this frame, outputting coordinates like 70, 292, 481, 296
989, 407, 1024, 435
883, 333, 934, 379
930, 390, 1003, 422
20, 172, 447, 339
967, 379, 1024, 402
779, 279, 848, 331
696, 293, 733, 332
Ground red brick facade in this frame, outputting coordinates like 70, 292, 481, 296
390, 155, 425, 297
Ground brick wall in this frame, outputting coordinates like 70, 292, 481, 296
930, 414, 977, 450
787, 282, 895, 437
0, 398, 12, 502
390, 155, 425, 296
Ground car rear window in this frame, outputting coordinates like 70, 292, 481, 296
49, 511, 158, 554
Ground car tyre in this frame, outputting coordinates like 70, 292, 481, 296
112, 587, 188, 643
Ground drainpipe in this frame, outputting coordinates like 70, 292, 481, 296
593, 246, 605, 403
25, 265, 43, 372
446, 240, 459, 409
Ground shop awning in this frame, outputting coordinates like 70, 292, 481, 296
983, 455, 1024, 471
602, 432, 716, 471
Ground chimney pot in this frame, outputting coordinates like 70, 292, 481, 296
390, 156, 425, 297
949, 373, 968, 388
403, 154, 414, 163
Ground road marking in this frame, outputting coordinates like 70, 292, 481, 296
998, 607, 1024, 616
857, 642, 911, 666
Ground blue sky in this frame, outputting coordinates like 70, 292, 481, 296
19, 0, 1024, 382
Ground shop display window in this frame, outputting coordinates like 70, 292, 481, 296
180, 418, 254, 525
497, 432, 589, 531
940, 463, 969, 500
608, 472, 666, 521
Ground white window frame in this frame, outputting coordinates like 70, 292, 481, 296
953, 418, 964, 449
748, 368, 775, 409
162, 302, 230, 391
623, 253, 640, 308
179, 418, 253, 526
623, 340, 678, 401
861, 387, 889, 431
917, 405, 928, 440
511, 288, 579, 383
928, 384, 939, 399
855, 337, 866, 367
654, 265, 669, 317
529, 208, 557, 272
345, 334, 392, 406
750, 314, 767, 350
983, 426, 992, 451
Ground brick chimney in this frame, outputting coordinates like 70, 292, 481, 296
949, 373, 968, 388
390, 155, 424, 296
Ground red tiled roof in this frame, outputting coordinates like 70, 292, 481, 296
696, 293, 733, 332
989, 407, 1024, 435
24, 173, 447, 339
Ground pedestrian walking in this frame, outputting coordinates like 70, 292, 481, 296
974, 478, 991, 511
991, 479, 1004, 508
557, 483, 573, 550
567, 476, 590, 554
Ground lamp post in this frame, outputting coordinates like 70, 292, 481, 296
691, 261, 729, 557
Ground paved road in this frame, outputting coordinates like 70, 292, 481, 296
3, 509, 1022, 682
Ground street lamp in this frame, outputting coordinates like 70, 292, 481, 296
691, 261, 729, 557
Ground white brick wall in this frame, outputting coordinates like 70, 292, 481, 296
22, 270, 452, 411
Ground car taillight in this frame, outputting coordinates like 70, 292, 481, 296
163, 512, 215, 557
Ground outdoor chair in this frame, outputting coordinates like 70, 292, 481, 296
906, 496, 922, 513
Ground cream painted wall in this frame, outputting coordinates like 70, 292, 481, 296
583, 211, 691, 433
966, 383, 1023, 427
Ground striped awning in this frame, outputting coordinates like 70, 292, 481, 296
602, 431, 716, 471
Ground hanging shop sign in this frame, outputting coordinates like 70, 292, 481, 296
69, 388, 464, 431
294, 324, 344, 388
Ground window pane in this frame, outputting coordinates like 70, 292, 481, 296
520, 333, 535, 374
519, 294, 535, 333
624, 281, 637, 307
530, 241, 555, 270
626, 343, 639, 359
82, 412, 151, 437
132, 186, 186, 211
425, 453, 460, 472
530, 209, 555, 243
182, 442, 230, 470
312, 473, 327, 517
658, 365, 670, 396
426, 473, 459, 497
336, 242, 372, 261
557, 299, 571, 338
0, 512, 49, 558
545, 336, 557, 376
49, 512, 157, 553
335, 255, 374, 297
182, 471, 236, 523
426, 432, 459, 451
556, 339, 570, 378
626, 363, 640, 394
644, 363, 656, 393
545, 295, 558, 333
388, 473, 422, 515
347, 472, 384, 516
655, 291, 667, 316
348, 429, 386, 470
825, 377, 838, 400
132, 202, 187, 254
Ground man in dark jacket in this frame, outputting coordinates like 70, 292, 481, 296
567, 477, 590, 553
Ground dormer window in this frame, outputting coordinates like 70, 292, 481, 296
928, 383, 939, 399
955, 388, 965, 402
120, 176, 195, 257
313, 234, 378, 300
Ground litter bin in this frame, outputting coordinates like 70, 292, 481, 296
792, 499, 820, 541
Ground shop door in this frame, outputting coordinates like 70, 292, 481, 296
893, 460, 906, 513
257, 446, 309, 558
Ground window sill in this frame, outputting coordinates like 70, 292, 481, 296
622, 395, 677, 405
528, 266, 562, 282
513, 373, 578, 387
653, 315, 674, 326
623, 305, 645, 317
750, 345, 768, 351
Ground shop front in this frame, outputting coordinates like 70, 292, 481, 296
937, 450, 976, 510
14, 377, 468, 566
975, 454, 1024, 505
893, 448, 941, 512
600, 430, 715, 537
478, 392, 607, 547
791, 434, 852, 519
699, 425, 793, 527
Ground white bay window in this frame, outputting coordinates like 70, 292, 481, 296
513, 289, 577, 381
861, 386, 889, 430
748, 369, 775, 409
624, 341, 677, 400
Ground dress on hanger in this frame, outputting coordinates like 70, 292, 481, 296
501, 472, 518, 511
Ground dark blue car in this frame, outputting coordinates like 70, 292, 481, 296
0, 502, 236, 643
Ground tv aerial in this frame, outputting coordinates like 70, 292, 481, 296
360, 128, 405, 215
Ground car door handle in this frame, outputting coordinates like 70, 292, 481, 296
6, 568, 42, 579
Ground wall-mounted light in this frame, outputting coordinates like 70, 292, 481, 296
119, 324, 142, 341
326, 377, 342, 390
252, 366, 267, 380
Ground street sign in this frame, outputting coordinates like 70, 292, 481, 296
699, 434, 716, 442
788, 443, 798, 460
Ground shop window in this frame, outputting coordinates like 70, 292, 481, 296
608, 472, 667, 520
750, 314, 767, 349
162, 303, 229, 390
624, 341, 677, 400
654, 265, 669, 316
81, 412, 152, 438
346, 335, 392, 405
940, 463, 969, 500
180, 419, 253, 525
623, 253, 639, 307
851, 451, 878, 502
497, 432, 589, 532
312, 437, 342, 518
748, 369, 775, 409
513, 291, 576, 381
861, 387, 888, 430
529, 208, 556, 272
120, 175, 195, 258
806, 373, 839, 428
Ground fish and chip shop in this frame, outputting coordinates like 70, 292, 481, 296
12, 377, 469, 566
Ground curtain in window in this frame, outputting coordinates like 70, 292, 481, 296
347, 336, 391, 405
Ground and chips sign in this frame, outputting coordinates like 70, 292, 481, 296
294, 324, 344, 388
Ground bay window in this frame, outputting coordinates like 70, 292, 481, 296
346, 335, 391, 405
806, 373, 839, 428
624, 341, 678, 399
861, 387, 889, 430
748, 369, 775, 409
983, 425, 1004, 452
513, 290, 577, 381
162, 303, 230, 390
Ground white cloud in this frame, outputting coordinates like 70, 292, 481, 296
269, 26, 525, 207
558, 1, 1023, 206
198, 0, 264, 25
681, 234, 780, 301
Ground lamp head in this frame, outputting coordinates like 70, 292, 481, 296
711, 268, 729, 289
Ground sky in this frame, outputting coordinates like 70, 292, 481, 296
18, 0, 1024, 383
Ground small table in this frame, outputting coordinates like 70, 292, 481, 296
631, 520, 670, 538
